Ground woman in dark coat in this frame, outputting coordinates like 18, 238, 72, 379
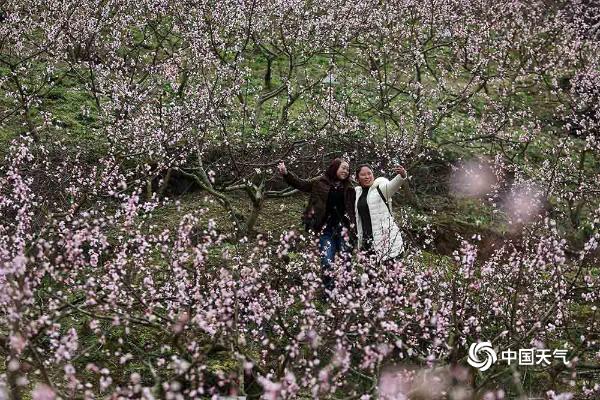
278, 158, 356, 292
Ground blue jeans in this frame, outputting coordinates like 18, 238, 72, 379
318, 224, 352, 291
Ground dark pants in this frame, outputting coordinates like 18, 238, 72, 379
318, 224, 352, 291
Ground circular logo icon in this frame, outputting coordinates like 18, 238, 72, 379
467, 341, 497, 371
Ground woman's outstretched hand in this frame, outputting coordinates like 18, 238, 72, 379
277, 161, 287, 175
393, 165, 407, 179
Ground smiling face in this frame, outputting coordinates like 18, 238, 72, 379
357, 166, 374, 187
336, 161, 350, 180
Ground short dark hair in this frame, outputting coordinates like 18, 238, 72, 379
325, 158, 349, 181
355, 163, 373, 180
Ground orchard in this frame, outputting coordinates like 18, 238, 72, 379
1, 1, 599, 399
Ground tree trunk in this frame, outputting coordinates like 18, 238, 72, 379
244, 181, 265, 234
265, 57, 273, 90
146, 178, 153, 201
158, 168, 173, 198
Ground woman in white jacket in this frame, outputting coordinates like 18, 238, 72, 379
354, 164, 407, 262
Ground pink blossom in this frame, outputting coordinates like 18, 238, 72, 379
32, 384, 55, 400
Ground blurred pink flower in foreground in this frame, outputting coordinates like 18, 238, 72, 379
378, 369, 411, 400
451, 160, 497, 198
378, 366, 455, 400
32, 384, 55, 400
503, 183, 543, 224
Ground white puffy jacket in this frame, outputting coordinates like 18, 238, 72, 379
354, 174, 405, 261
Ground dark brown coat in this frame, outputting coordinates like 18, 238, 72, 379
283, 171, 356, 234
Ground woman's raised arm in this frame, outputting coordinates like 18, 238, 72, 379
378, 165, 407, 199
278, 161, 314, 193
